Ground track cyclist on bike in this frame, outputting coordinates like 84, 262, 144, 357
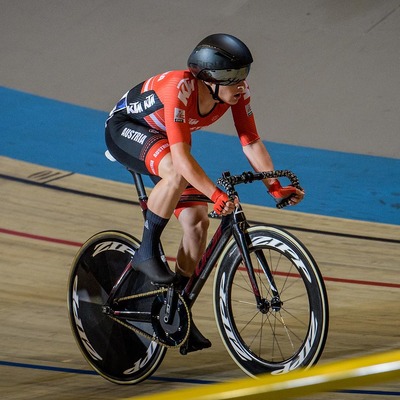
105, 33, 304, 354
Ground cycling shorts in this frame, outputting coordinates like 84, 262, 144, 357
105, 113, 170, 177
105, 113, 207, 217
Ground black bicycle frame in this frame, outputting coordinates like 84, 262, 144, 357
126, 170, 281, 311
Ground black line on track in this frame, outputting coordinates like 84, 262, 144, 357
0, 173, 137, 205
27, 170, 75, 184
0, 360, 217, 384
1, 360, 399, 396
1, 173, 399, 244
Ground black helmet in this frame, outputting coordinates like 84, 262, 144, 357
188, 33, 253, 86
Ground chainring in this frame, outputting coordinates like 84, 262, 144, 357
151, 292, 190, 347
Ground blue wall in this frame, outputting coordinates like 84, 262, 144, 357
1, 86, 399, 225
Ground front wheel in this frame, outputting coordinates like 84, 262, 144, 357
213, 226, 329, 376
67, 230, 167, 384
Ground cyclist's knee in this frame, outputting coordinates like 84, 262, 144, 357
157, 154, 188, 191
179, 206, 210, 238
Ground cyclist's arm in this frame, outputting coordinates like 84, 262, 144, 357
170, 141, 221, 199
243, 139, 305, 204
242, 139, 276, 189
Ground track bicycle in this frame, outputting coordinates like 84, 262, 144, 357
67, 169, 329, 384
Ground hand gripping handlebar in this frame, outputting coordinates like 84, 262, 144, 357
217, 170, 303, 209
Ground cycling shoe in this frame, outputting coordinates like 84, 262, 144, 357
133, 256, 175, 284
180, 319, 211, 355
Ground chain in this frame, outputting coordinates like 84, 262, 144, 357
108, 288, 191, 349
115, 287, 167, 303
107, 314, 163, 345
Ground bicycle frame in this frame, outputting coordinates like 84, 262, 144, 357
123, 169, 281, 311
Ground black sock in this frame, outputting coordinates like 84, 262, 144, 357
134, 210, 169, 263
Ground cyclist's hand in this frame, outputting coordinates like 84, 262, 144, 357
211, 188, 235, 215
268, 180, 304, 205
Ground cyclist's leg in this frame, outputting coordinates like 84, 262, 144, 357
175, 204, 209, 277
105, 117, 184, 283
173, 204, 212, 354
147, 152, 188, 217
132, 152, 195, 281
145, 175, 213, 353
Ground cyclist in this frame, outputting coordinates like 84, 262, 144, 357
105, 33, 304, 353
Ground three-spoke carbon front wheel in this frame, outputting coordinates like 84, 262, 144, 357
213, 226, 329, 376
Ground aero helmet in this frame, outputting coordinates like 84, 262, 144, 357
188, 33, 253, 86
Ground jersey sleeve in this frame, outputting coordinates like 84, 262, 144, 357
151, 71, 194, 146
231, 84, 261, 146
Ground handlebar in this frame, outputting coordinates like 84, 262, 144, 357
217, 170, 303, 209
177, 170, 303, 210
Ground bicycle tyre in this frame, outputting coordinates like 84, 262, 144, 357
213, 225, 329, 376
67, 230, 167, 384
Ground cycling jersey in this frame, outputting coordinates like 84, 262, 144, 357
107, 70, 260, 147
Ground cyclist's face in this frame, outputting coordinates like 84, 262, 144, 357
213, 81, 247, 105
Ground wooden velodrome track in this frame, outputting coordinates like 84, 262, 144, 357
0, 156, 399, 400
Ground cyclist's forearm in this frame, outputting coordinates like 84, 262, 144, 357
242, 139, 276, 188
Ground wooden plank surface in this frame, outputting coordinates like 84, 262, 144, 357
0, 156, 399, 400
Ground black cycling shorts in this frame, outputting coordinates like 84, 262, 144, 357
105, 113, 170, 177
105, 113, 207, 217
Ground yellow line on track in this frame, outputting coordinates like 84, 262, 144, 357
123, 350, 400, 400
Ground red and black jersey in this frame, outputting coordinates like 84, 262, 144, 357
108, 70, 260, 147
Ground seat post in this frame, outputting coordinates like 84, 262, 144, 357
128, 169, 146, 199
128, 169, 148, 218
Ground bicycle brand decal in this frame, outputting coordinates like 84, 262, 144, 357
219, 272, 252, 361
251, 236, 312, 283
271, 311, 319, 375
92, 241, 136, 257
72, 276, 103, 361
123, 341, 158, 375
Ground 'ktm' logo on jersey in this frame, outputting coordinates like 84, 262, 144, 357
127, 93, 156, 114
177, 78, 195, 106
